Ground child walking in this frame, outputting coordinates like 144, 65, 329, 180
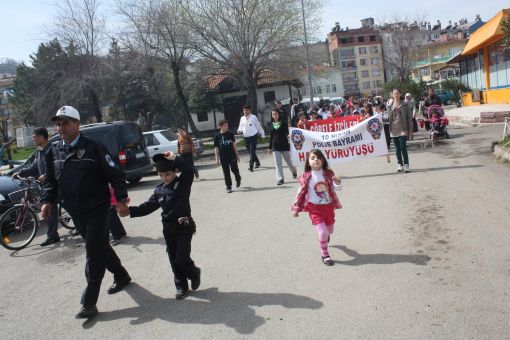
120, 151, 201, 299
177, 127, 199, 179
214, 120, 241, 193
291, 149, 342, 266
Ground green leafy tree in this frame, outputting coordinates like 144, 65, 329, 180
501, 15, 510, 47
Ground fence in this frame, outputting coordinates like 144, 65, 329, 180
504, 117, 510, 139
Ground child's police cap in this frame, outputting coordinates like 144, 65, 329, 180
153, 154, 176, 172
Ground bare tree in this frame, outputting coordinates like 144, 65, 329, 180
117, 0, 200, 135
180, 0, 324, 113
380, 17, 425, 82
48, 0, 106, 122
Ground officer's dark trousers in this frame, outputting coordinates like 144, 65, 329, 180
72, 207, 130, 307
244, 135, 260, 170
162, 226, 199, 291
181, 152, 199, 178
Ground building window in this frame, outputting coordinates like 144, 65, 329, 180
360, 59, 367, 66
340, 37, 354, 44
332, 84, 337, 92
341, 60, 356, 69
339, 48, 355, 59
263, 90, 275, 103
361, 70, 369, 78
370, 46, 378, 54
196, 112, 208, 122
369, 35, 376, 42
358, 36, 365, 43
343, 72, 357, 81
359, 47, 367, 54
363, 81, 371, 89
345, 83, 359, 92
372, 80, 383, 88
372, 69, 381, 76
326, 85, 331, 93
371, 58, 379, 65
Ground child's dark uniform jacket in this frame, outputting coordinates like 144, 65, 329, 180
129, 156, 195, 232
129, 156, 199, 291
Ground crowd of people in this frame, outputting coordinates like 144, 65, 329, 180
11, 86, 444, 321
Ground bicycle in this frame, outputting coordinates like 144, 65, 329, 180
0, 177, 76, 251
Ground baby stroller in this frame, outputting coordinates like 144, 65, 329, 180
427, 105, 449, 146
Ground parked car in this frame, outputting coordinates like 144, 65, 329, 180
143, 129, 204, 163
0, 176, 23, 214
436, 90, 454, 105
5, 121, 152, 184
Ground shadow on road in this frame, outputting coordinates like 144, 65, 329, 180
83, 284, 323, 334
343, 164, 484, 180
331, 245, 431, 266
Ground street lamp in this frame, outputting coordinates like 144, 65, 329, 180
300, 0, 313, 106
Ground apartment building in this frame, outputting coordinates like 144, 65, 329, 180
327, 19, 385, 97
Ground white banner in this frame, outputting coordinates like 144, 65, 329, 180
289, 114, 389, 164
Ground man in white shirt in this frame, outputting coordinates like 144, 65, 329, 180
237, 105, 265, 172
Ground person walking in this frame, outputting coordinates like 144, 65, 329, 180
13, 128, 60, 246
387, 89, 413, 173
41, 106, 132, 319
214, 120, 241, 193
121, 152, 201, 300
268, 109, 297, 185
237, 105, 265, 172
177, 127, 199, 179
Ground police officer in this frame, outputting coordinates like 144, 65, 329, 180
41, 106, 131, 319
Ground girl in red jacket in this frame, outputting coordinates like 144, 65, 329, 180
291, 149, 342, 266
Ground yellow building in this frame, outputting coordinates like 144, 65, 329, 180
457, 9, 510, 105
411, 37, 467, 83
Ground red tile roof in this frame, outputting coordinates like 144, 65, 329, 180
205, 69, 297, 90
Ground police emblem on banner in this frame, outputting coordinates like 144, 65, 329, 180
76, 148, 85, 158
366, 118, 382, 140
291, 130, 305, 150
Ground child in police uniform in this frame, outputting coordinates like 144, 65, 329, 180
121, 151, 201, 299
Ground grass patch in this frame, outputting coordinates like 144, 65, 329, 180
11, 146, 36, 161
501, 136, 510, 148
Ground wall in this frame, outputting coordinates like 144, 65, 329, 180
485, 88, 510, 104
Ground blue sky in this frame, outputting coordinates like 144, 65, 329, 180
1, 0, 509, 63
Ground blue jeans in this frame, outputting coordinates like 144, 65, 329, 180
392, 136, 409, 166
244, 135, 260, 169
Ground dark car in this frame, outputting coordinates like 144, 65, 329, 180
0, 176, 23, 214
78, 121, 152, 183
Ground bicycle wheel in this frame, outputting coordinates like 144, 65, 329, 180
58, 205, 76, 230
0, 206, 39, 251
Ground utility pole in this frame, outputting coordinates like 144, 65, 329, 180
301, 0, 313, 106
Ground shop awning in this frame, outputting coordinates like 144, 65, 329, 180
462, 9, 510, 55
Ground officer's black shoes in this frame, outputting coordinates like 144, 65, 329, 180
248, 167, 254, 172
75, 305, 98, 319
41, 237, 60, 247
226, 188, 233, 193
191, 268, 201, 291
236, 177, 241, 188
254, 163, 260, 169
175, 289, 189, 300
107, 275, 132, 294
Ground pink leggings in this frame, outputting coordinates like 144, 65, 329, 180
315, 223, 334, 257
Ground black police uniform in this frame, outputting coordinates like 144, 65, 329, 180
129, 156, 199, 292
42, 134, 130, 308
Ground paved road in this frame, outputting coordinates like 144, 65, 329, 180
0, 125, 509, 339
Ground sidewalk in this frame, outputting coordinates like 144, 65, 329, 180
446, 104, 510, 124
